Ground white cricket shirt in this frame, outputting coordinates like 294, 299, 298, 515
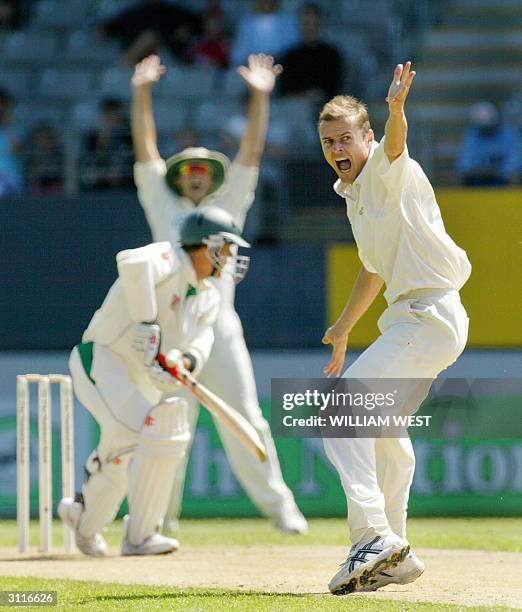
134, 158, 259, 241
334, 138, 472, 305
134, 158, 258, 305
83, 243, 220, 394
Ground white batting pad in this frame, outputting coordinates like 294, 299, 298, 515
126, 448, 186, 545
127, 398, 190, 544
78, 451, 130, 537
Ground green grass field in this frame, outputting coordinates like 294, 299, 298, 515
0, 576, 510, 612
1, 517, 520, 611
1, 516, 521, 551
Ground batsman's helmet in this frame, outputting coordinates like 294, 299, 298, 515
180, 206, 250, 282
180, 206, 250, 248
165, 147, 230, 195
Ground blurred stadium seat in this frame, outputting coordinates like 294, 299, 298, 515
271, 98, 315, 127
70, 101, 100, 133
0, 70, 32, 98
194, 100, 243, 133
13, 102, 65, 130
222, 68, 247, 98
152, 100, 188, 133
31, 0, 87, 30
5, 31, 57, 64
158, 67, 216, 100
99, 67, 134, 99
38, 68, 91, 100
65, 31, 119, 65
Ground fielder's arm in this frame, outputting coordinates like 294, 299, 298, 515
234, 54, 282, 167
131, 55, 165, 163
384, 61, 416, 163
322, 266, 384, 377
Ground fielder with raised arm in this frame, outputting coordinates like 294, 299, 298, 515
318, 62, 471, 594
59, 207, 250, 556
131, 54, 307, 533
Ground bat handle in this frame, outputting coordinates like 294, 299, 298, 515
157, 352, 192, 385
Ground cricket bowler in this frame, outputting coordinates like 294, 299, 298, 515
318, 61, 471, 594
131, 53, 307, 533
59, 207, 250, 556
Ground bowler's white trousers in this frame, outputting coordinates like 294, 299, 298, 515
323, 290, 469, 544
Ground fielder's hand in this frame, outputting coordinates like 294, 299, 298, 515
322, 326, 349, 378
132, 322, 161, 366
131, 54, 166, 89
237, 53, 282, 95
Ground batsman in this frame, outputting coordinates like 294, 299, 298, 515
131, 53, 307, 533
59, 207, 251, 556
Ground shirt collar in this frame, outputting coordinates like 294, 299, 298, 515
333, 139, 379, 200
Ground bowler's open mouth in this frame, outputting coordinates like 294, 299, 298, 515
335, 158, 352, 173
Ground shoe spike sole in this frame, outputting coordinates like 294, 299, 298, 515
332, 544, 410, 596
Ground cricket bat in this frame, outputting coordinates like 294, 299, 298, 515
157, 353, 267, 462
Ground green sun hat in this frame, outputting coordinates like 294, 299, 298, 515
165, 147, 230, 195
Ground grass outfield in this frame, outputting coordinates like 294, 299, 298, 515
0, 577, 508, 611
1, 518, 520, 610
0, 516, 521, 552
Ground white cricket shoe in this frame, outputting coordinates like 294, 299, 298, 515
328, 535, 410, 595
273, 503, 308, 534
359, 550, 425, 591
58, 497, 108, 557
121, 515, 179, 556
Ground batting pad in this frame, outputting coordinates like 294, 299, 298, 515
127, 446, 187, 545
78, 451, 130, 537
127, 398, 190, 544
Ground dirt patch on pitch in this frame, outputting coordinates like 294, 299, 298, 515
1, 545, 521, 608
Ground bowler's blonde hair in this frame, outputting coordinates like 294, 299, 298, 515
318, 95, 371, 133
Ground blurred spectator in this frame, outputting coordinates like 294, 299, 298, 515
0, 88, 23, 198
456, 101, 521, 187
0, 0, 22, 30
96, 0, 202, 67
81, 98, 134, 190
279, 2, 342, 104
230, 0, 299, 67
185, 2, 230, 69
23, 123, 63, 195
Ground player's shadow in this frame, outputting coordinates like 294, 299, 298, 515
85, 591, 317, 604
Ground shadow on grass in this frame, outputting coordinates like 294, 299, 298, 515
82, 590, 315, 604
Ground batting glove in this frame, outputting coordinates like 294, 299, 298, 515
132, 322, 161, 367
148, 362, 182, 394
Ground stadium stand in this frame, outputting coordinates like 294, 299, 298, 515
1, 0, 520, 236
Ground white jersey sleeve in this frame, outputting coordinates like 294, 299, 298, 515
211, 162, 259, 230
134, 159, 184, 240
371, 138, 411, 199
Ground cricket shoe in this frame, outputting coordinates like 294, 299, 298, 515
328, 535, 410, 595
273, 503, 308, 534
359, 550, 425, 591
121, 515, 179, 556
58, 496, 108, 557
